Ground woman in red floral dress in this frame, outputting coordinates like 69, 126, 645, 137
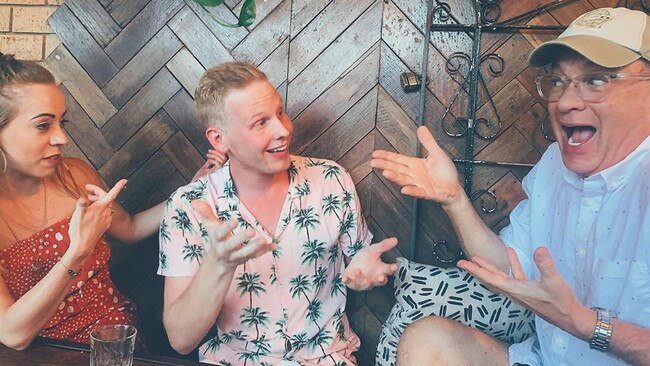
0, 53, 226, 349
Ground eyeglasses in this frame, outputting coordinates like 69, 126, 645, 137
535, 72, 650, 102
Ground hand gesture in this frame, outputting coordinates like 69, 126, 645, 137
457, 247, 589, 335
343, 238, 399, 291
192, 149, 229, 182
191, 200, 275, 273
371, 126, 462, 206
67, 179, 126, 261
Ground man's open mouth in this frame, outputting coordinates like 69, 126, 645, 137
565, 126, 596, 146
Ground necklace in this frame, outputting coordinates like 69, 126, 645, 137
0, 179, 48, 273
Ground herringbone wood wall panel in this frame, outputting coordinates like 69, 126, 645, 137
46, 0, 623, 364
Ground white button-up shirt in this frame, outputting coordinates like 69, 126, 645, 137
501, 137, 650, 366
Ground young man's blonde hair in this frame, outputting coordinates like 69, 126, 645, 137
194, 61, 268, 130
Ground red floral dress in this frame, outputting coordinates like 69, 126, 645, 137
0, 218, 137, 343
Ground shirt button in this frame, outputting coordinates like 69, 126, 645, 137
553, 335, 566, 348
577, 247, 587, 257
285, 338, 292, 352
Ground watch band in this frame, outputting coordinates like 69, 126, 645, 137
590, 307, 614, 352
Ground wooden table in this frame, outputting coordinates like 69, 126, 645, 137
0, 337, 203, 365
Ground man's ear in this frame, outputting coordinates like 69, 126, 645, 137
206, 127, 228, 152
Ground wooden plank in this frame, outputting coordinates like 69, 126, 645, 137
103, 26, 183, 109
105, 0, 184, 68
473, 126, 537, 189
371, 173, 412, 255
290, 0, 331, 38
136, 170, 187, 213
45, 44, 118, 128
339, 129, 375, 186
161, 131, 206, 182
99, 109, 178, 186
107, 0, 152, 27
163, 90, 213, 155
184, 0, 248, 50
480, 33, 534, 100
474, 78, 536, 154
290, 42, 379, 152
514, 102, 553, 154
117, 150, 178, 213
166, 47, 205, 96
257, 37, 288, 88
168, 6, 234, 69
376, 87, 418, 157
472, 172, 525, 229
64, 0, 121, 47
101, 68, 181, 149
61, 136, 93, 168
99, 0, 114, 8
288, 0, 375, 81
231, 0, 291, 66
382, 1, 462, 112
60, 86, 113, 169
287, 0, 382, 117
372, 131, 412, 213
233, 0, 283, 30
47, 5, 118, 87
304, 86, 377, 162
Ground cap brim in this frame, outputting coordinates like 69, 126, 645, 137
528, 35, 641, 68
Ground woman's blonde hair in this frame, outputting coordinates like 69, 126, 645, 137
0, 53, 82, 198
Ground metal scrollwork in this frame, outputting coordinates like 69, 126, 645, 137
431, 239, 464, 264
432, 2, 452, 22
478, 0, 501, 24
440, 52, 504, 140
470, 189, 508, 213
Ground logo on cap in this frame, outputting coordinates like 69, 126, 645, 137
575, 9, 612, 28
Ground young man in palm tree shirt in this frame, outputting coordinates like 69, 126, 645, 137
157, 62, 398, 365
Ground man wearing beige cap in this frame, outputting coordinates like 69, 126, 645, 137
372, 7, 650, 366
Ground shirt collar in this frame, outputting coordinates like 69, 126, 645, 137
562, 134, 650, 192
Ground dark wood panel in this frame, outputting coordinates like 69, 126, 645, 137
288, 0, 375, 81
101, 68, 181, 149
103, 26, 183, 109
286, 0, 382, 116
45, 45, 118, 127
107, 0, 153, 27
291, 42, 380, 152
231, 0, 291, 65
99, 109, 178, 185
48, 4, 119, 87
161, 132, 206, 182
163, 90, 213, 155
168, 6, 234, 69
64, 0, 121, 47
60, 86, 113, 169
105, 0, 184, 68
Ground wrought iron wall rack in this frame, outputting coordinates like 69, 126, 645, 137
407, 0, 647, 261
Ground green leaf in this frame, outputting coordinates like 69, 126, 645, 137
238, 0, 257, 27
191, 0, 224, 6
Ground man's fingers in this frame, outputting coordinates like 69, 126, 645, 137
533, 246, 557, 278
416, 126, 444, 157
373, 237, 398, 254
507, 247, 527, 281
230, 236, 272, 262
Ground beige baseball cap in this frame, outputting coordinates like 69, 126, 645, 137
529, 7, 650, 68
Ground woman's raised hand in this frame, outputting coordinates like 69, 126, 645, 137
66, 179, 126, 262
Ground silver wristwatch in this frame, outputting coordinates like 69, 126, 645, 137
589, 307, 614, 352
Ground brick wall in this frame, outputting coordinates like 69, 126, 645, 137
0, 0, 62, 61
